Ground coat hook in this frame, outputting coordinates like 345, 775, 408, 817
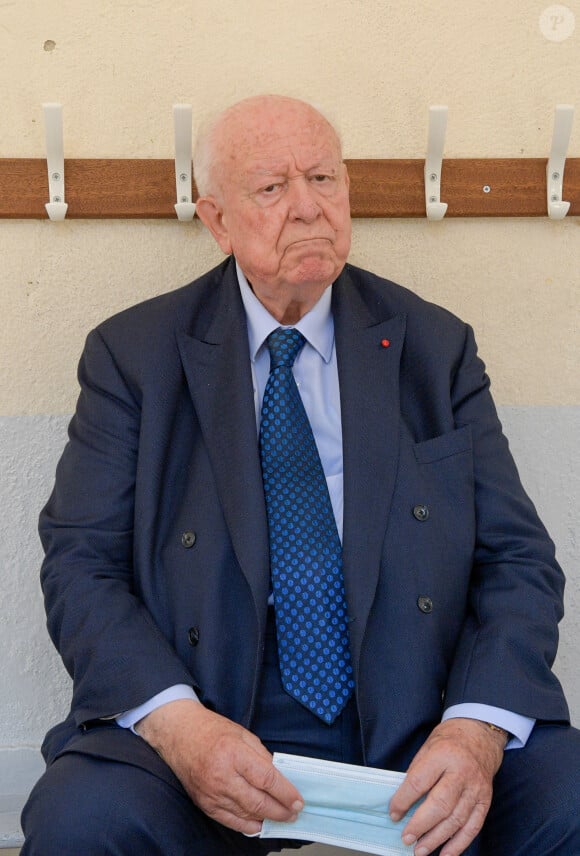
547, 105, 574, 220
43, 103, 68, 221
425, 105, 448, 221
173, 104, 196, 221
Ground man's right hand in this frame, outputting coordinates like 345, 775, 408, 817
135, 699, 304, 835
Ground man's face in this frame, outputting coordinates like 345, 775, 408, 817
196, 98, 351, 316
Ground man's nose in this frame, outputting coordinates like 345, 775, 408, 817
287, 177, 322, 222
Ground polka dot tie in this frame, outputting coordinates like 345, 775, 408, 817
259, 327, 354, 724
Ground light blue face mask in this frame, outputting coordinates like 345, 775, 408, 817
253, 753, 420, 855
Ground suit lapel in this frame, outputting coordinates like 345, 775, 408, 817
333, 269, 406, 673
176, 264, 270, 618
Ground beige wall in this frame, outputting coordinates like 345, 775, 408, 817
0, 0, 579, 847
1, 1, 579, 413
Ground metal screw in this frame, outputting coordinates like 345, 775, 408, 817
483, 185, 491, 193
552, 172, 560, 181
180, 196, 188, 203
429, 196, 437, 203
179, 173, 188, 182
430, 173, 438, 181
52, 172, 60, 181
551, 194, 559, 202
53, 195, 61, 202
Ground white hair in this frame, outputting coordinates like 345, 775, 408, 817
193, 95, 342, 199
193, 110, 224, 198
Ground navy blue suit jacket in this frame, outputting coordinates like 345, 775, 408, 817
39, 258, 569, 769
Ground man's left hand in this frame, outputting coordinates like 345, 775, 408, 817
388, 718, 506, 856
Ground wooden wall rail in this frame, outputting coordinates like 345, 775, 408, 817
1, 157, 579, 218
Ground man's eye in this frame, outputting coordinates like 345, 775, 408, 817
312, 174, 332, 183
262, 184, 281, 194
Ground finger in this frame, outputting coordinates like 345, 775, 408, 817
197, 754, 303, 825
398, 773, 464, 845
389, 762, 442, 820
239, 752, 304, 816
407, 792, 488, 856
235, 780, 302, 825
201, 801, 264, 836
199, 773, 301, 836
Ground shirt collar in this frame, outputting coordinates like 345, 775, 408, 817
236, 261, 334, 364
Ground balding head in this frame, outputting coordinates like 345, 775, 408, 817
194, 95, 342, 199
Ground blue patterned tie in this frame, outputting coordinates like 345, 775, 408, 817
259, 327, 354, 724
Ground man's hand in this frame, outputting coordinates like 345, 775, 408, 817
389, 718, 506, 856
135, 699, 304, 835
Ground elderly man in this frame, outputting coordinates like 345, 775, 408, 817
22, 95, 579, 856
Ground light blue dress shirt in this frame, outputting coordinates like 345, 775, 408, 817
118, 265, 534, 748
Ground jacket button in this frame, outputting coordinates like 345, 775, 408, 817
181, 531, 196, 548
417, 595, 433, 614
188, 626, 200, 646
412, 504, 429, 521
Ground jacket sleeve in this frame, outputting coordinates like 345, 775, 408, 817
444, 323, 569, 722
39, 327, 195, 727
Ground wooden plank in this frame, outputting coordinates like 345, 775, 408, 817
0, 159, 177, 219
1, 157, 579, 219
345, 158, 580, 217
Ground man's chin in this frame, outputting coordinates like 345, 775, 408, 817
290, 259, 337, 286
283, 248, 343, 284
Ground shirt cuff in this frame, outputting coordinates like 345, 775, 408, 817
116, 684, 200, 733
442, 703, 535, 749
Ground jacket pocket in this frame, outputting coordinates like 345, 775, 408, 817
413, 425, 472, 465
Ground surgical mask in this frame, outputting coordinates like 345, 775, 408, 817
253, 753, 420, 855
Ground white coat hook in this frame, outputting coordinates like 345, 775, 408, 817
547, 105, 574, 220
43, 103, 68, 221
425, 106, 448, 221
173, 104, 196, 221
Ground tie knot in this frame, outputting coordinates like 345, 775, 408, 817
266, 327, 306, 370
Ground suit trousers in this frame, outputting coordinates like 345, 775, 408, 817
21, 615, 580, 855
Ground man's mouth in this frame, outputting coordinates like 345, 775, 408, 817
286, 237, 332, 248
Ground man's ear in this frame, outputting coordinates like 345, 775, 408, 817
195, 196, 232, 254
343, 162, 350, 191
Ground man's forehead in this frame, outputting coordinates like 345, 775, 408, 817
243, 145, 340, 174
238, 124, 336, 153
229, 129, 341, 178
